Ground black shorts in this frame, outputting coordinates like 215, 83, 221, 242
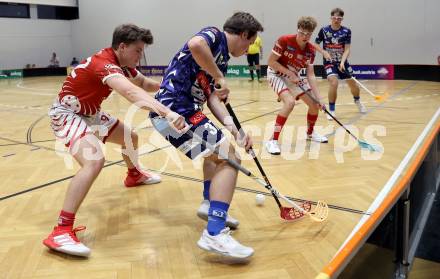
247, 53, 260, 66
323, 61, 353, 80
150, 111, 225, 160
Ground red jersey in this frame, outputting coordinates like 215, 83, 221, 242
272, 34, 315, 73
58, 48, 140, 115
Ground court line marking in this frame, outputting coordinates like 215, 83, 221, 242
27, 114, 47, 144
0, 107, 369, 215
16, 80, 58, 95
1, 83, 433, 217
0, 146, 166, 202
2, 153, 15, 158
140, 168, 368, 215
0, 103, 44, 110
0, 102, 261, 199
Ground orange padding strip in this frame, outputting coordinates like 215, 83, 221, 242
321, 120, 440, 278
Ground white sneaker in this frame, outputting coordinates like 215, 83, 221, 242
124, 171, 161, 187
197, 228, 254, 259
43, 226, 91, 257
307, 131, 329, 143
326, 110, 336, 121
265, 139, 281, 155
197, 200, 240, 229
355, 100, 367, 113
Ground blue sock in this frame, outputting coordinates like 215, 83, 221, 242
203, 180, 211, 200
329, 103, 336, 111
207, 200, 229, 236
354, 96, 360, 102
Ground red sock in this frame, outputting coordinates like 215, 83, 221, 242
57, 210, 75, 227
307, 113, 318, 135
273, 115, 287, 140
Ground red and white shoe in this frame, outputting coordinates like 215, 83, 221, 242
124, 170, 161, 187
43, 226, 91, 257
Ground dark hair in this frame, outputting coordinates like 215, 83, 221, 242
331, 8, 344, 17
223, 12, 263, 39
111, 24, 153, 50
297, 16, 318, 32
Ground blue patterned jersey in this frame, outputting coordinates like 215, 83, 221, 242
315, 25, 351, 64
155, 27, 230, 117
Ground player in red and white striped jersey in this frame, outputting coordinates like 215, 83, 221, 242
44, 24, 187, 257
265, 16, 328, 155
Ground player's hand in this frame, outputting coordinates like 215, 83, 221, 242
287, 72, 300, 85
214, 77, 229, 101
323, 51, 332, 61
236, 131, 253, 152
339, 62, 346, 72
290, 76, 300, 85
297, 78, 310, 92
165, 110, 190, 133
314, 94, 326, 111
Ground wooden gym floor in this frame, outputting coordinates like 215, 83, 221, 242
0, 76, 439, 278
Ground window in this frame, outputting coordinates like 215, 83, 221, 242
0, 3, 30, 18
37, 5, 78, 20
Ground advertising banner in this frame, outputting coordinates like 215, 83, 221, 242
226, 65, 250, 77
0, 69, 23, 79
138, 66, 168, 76
351, 65, 394, 80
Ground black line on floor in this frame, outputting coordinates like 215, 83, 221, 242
2, 153, 16, 158
2, 99, 372, 218
27, 114, 47, 144
0, 146, 168, 202
143, 168, 368, 215
0, 136, 64, 153
0, 139, 55, 147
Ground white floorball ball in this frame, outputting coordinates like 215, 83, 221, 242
255, 193, 265, 206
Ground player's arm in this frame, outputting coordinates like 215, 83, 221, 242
207, 93, 252, 151
311, 42, 324, 54
188, 36, 224, 84
306, 63, 323, 104
195, 71, 249, 149
207, 93, 239, 137
313, 29, 332, 61
311, 43, 332, 61
340, 44, 351, 68
106, 75, 186, 129
189, 34, 250, 149
267, 51, 299, 83
131, 75, 161, 92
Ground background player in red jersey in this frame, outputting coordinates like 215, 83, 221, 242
265, 16, 327, 155
43, 24, 186, 257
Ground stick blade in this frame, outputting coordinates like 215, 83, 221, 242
309, 200, 329, 222
374, 92, 390, 102
280, 201, 311, 221
358, 139, 383, 152
280, 201, 329, 222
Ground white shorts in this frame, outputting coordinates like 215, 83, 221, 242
49, 100, 119, 147
267, 67, 311, 101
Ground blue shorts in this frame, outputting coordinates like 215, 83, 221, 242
323, 61, 353, 80
150, 111, 225, 160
